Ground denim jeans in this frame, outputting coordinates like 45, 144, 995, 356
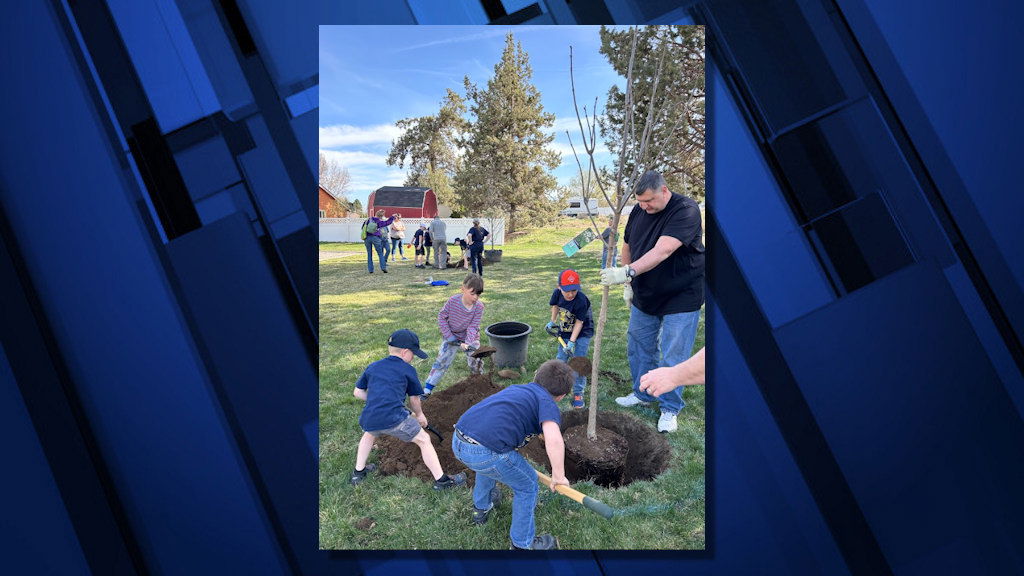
390, 237, 404, 258
555, 335, 591, 397
364, 236, 386, 272
470, 249, 484, 276
452, 435, 539, 548
424, 339, 484, 389
601, 246, 618, 268
627, 305, 701, 414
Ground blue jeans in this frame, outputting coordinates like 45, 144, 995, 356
364, 236, 386, 272
602, 245, 618, 268
555, 335, 591, 397
390, 238, 404, 258
452, 435, 538, 548
470, 249, 484, 276
627, 305, 701, 414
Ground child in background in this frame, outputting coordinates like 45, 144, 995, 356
421, 274, 485, 397
545, 269, 594, 409
452, 359, 575, 550
350, 329, 467, 490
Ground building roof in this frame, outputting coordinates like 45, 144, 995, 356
373, 186, 431, 208
319, 184, 343, 200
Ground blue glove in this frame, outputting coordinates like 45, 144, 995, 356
545, 321, 557, 332
565, 340, 576, 355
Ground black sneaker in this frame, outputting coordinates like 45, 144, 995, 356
433, 472, 467, 490
382, 269, 388, 273
350, 463, 377, 486
510, 534, 559, 550
472, 488, 503, 525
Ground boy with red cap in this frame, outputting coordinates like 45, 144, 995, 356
545, 269, 594, 408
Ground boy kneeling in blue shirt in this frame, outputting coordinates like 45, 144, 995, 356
452, 360, 575, 550
351, 329, 467, 490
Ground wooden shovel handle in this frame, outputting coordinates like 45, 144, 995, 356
535, 470, 614, 519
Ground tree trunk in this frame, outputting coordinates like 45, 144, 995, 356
587, 285, 611, 439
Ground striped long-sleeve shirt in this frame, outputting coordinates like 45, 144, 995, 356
437, 293, 484, 346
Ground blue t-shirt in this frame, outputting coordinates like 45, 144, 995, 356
456, 382, 561, 453
549, 289, 594, 339
355, 356, 424, 431
467, 226, 489, 252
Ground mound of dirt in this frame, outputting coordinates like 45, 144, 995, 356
375, 374, 672, 489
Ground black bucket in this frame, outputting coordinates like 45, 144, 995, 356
484, 321, 532, 369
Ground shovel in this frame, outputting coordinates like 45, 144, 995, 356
535, 470, 614, 520
424, 424, 444, 443
544, 325, 569, 352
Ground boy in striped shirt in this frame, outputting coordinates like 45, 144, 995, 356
422, 273, 485, 397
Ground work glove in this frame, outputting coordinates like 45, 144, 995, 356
565, 340, 576, 355
545, 321, 557, 332
623, 284, 633, 306
600, 266, 630, 285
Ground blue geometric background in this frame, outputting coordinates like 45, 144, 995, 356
1, 1, 1021, 574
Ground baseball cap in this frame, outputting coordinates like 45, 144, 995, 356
388, 329, 428, 358
558, 269, 581, 291
419, 222, 427, 228
472, 218, 480, 223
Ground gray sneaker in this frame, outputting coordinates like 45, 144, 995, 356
350, 463, 377, 486
615, 392, 650, 407
511, 534, 559, 550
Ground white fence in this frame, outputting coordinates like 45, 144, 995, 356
319, 217, 506, 245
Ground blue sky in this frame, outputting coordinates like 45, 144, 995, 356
319, 26, 628, 205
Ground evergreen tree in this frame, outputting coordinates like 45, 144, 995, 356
598, 25, 705, 202
457, 33, 560, 233
386, 89, 466, 209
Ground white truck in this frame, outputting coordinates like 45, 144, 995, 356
559, 197, 613, 218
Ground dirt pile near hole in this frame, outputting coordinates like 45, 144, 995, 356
375, 374, 501, 483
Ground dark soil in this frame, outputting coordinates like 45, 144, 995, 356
567, 356, 593, 375
375, 374, 671, 489
563, 425, 628, 486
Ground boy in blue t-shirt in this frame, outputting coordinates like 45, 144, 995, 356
351, 329, 467, 490
545, 269, 594, 409
452, 360, 575, 550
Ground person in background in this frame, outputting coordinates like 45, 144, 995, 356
467, 218, 490, 277
600, 215, 618, 269
389, 214, 408, 261
429, 215, 447, 270
364, 209, 395, 274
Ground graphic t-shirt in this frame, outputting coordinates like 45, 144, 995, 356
549, 289, 594, 339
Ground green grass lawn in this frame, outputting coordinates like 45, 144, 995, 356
319, 223, 705, 550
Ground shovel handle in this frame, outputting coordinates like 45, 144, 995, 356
535, 470, 614, 520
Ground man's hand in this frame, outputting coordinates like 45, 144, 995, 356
549, 473, 570, 492
416, 413, 428, 428
565, 340, 576, 355
623, 284, 633, 306
600, 266, 630, 285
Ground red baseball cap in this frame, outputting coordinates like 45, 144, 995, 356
558, 269, 581, 291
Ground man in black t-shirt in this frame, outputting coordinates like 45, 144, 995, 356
599, 170, 704, 433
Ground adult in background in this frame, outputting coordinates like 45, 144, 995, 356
599, 170, 704, 433
600, 216, 618, 269
467, 218, 490, 277
389, 214, 408, 261
364, 209, 395, 274
429, 214, 448, 270
378, 217, 391, 262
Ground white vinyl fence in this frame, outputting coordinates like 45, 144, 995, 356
319, 217, 505, 245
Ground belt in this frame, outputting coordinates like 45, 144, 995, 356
455, 428, 480, 445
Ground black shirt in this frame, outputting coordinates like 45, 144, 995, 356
623, 193, 704, 315
548, 289, 594, 339
467, 226, 489, 252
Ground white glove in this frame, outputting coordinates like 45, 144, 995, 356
600, 266, 630, 285
623, 284, 633, 306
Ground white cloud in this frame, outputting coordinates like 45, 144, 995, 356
319, 124, 402, 148
549, 140, 610, 159
318, 149, 388, 166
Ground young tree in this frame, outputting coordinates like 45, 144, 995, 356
457, 33, 560, 234
387, 89, 467, 209
568, 27, 691, 439
599, 26, 705, 202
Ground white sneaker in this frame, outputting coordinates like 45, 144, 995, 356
657, 412, 678, 433
615, 392, 650, 407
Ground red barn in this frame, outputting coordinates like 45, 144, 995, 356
367, 186, 437, 219
318, 185, 348, 218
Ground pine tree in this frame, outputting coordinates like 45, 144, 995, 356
599, 26, 705, 202
386, 89, 467, 209
457, 33, 561, 234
